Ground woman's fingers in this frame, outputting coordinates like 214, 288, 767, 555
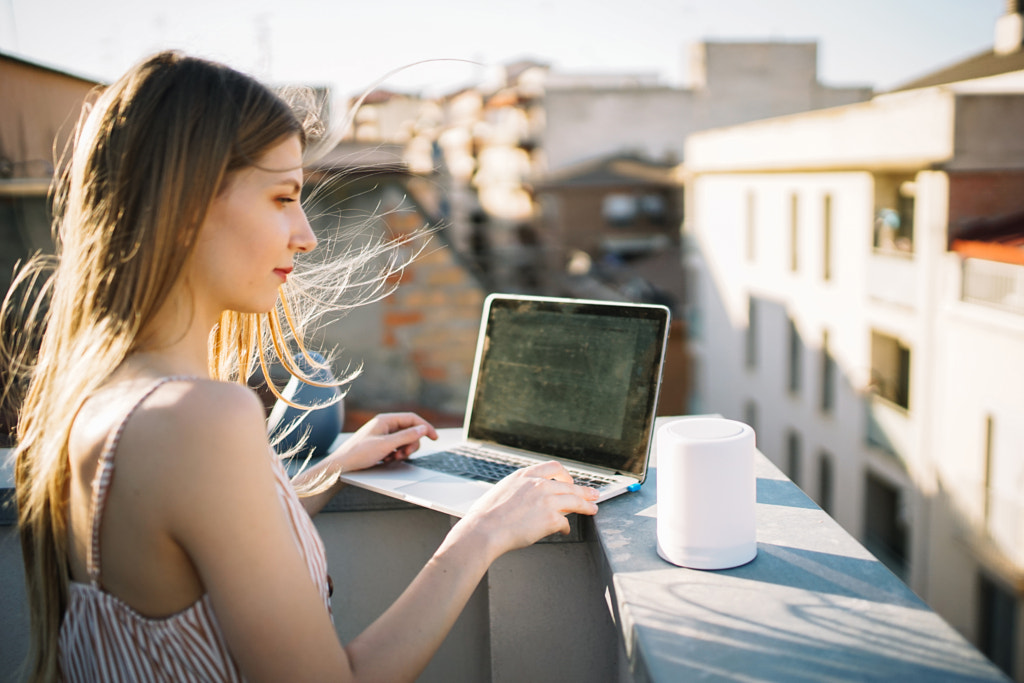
509, 463, 600, 518
515, 461, 600, 503
516, 459, 574, 484
380, 423, 432, 457
455, 459, 605, 559
373, 412, 439, 441
335, 413, 437, 473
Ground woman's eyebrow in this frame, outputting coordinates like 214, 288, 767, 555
271, 178, 302, 194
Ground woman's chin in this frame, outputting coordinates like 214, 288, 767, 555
228, 300, 278, 316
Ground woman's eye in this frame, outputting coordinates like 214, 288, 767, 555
277, 197, 297, 205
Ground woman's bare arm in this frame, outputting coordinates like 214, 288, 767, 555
345, 460, 597, 681
159, 383, 597, 683
291, 412, 439, 516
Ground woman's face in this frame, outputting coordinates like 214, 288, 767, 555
188, 135, 316, 317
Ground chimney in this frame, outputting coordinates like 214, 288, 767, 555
994, 0, 1024, 55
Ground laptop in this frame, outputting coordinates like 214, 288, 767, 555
338, 293, 671, 517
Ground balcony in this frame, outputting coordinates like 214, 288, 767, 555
867, 250, 918, 308
866, 393, 912, 464
962, 257, 1024, 316
0, 419, 1010, 681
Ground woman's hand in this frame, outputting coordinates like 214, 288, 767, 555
332, 412, 438, 474
342, 459, 598, 682
293, 412, 438, 516
452, 460, 600, 562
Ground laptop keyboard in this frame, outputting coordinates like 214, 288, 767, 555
413, 445, 615, 489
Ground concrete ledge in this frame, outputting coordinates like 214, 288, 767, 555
0, 423, 1010, 682
307, 420, 1010, 681
595, 418, 1009, 682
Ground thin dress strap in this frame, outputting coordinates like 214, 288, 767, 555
86, 376, 196, 588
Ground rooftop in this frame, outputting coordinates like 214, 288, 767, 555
891, 48, 1024, 93
952, 210, 1024, 266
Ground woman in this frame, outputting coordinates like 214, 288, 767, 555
5, 51, 599, 682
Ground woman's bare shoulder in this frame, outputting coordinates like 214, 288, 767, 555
72, 377, 264, 461
71, 377, 272, 503
133, 377, 263, 424
120, 378, 269, 465
109, 378, 278, 527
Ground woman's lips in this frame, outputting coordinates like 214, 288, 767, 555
274, 267, 293, 281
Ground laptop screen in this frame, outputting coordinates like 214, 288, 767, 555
465, 296, 669, 477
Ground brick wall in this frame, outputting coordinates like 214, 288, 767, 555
343, 208, 485, 430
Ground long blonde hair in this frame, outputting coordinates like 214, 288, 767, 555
1, 51, 412, 682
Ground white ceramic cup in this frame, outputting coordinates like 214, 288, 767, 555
656, 417, 757, 570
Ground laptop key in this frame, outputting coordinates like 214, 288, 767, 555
415, 451, 522, 484
415, 450, 615, 490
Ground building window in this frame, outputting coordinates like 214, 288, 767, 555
818, 450, 834, 514
897, 185, 915, 249
745, 189, 756, 263
789, 193, 799, 272
820, 329, 835, 413
602, 192, 667, 228
822, 194, 833, 281
978, 573, 1019, 677
687, 361, 703, 415
786, 430, 802, 486
787, 316, 801, 394
1, 193, 54, 446
873, 176, 915, 254
745, 297, 758, 371
1, 194, 52, 292
863, 472, 908, 579
870, 331, 911, 410
602, 193, 638, 227
639, 193, 667, 225
983, 414, 995, 525
683, 264, 701, 341
743, 399, 758, 434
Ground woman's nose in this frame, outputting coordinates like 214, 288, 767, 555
292, 210, 317, 253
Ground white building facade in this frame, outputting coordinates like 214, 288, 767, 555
685, 73, 1024, 680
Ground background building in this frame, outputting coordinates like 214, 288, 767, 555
543, 41, 872, 173
0, 53, 99, 443
683, 11, 1024, 679
0, 54, 486, 432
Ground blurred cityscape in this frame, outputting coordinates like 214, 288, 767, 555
1, 4, 1023, 680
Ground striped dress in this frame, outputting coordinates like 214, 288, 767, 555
59, 377, 332, 682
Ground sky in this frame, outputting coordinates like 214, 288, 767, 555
0, 0, 1010, 99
